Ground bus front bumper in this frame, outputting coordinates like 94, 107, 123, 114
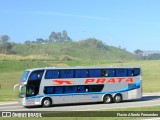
18, 98, 41, 107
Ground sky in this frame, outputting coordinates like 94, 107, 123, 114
0, 0, 160, 52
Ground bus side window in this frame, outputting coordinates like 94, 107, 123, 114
45, 70, 59, 79
127, 69, 133, 76
60, 70, 74, 78
102, 69, 109, 77
64, 86, 70, 93
75, 69, 87, 78
90, 85, 104, 92
108, 69, 115, 77
55, 87, 63, 94
85, 86, 90, 92
88, 69, 101, 77
133, 68, 140, 76
44, 86, 54, 94
64, 86, 77, 93
77, 86, 85, 93
115, 69, 127, 77
72, 86, 77, 93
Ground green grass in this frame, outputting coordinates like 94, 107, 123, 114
0, 60, 160, 101
0, 61, 51, 101
10, 40, 136, 61
122, 60, 160, 92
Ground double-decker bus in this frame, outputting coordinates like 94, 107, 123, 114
16, 66, 142, 107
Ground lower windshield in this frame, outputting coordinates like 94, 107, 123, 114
21, 71, 29, 82
26, 86, 35, 97
19, 85, 26, 98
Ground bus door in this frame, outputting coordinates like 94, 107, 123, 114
26, 70, 44, 97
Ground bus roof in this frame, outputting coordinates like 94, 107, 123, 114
25, 66, 141, 71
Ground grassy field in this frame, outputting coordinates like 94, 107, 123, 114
0, 60, 160, 101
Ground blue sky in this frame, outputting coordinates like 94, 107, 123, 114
0, 0, 160, 52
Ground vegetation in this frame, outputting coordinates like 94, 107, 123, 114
144, 53, 160, 60
25, 30, 72, 44
0, 39, 136, 61
0, 60, 160, 102
1, 32, 159, 60
0, 31, 160, 102
134, 49, 160, 60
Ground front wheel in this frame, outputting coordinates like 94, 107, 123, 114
103, 94, 112, 104
42, 98, 52, 107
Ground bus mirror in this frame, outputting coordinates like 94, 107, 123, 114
14, 84, 19, 92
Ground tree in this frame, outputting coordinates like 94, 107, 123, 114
134, 49, 143, 56
62, 30, 72, 41
57, 32, 62, 42
24, 40, 31, 44
49, 32, 58, 42
134, 49, 143, 60
36, 38, 44, 44
0, 35, 10, 43
0, 42, 12, 54
62, 30, 68, 41
48, 30, 72, 42
145, 53, 160, 60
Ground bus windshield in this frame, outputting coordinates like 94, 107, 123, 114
21, 71, 29, 82
19, 85, 26, 98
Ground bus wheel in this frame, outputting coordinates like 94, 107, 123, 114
114, 94, 122, 103
103, 94, 112, 104
42, 98, 52, 107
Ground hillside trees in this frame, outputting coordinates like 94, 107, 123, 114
48, 30, 72, 43
0, 35, 15, 54
0, 35, 10, 43
134, 49, 143, 60
79, 38, 108, 50
24, 30, 72, 44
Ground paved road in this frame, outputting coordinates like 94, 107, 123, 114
0, 93, 160, 111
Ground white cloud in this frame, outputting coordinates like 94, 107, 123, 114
0, 10, 108, 21
34, 11, 108, 21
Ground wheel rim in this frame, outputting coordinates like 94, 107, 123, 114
115, 95, 121, 102
105, 96, 111, 102
44, 99, 50, 106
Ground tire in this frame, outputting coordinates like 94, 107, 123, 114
42, 98, 52, 107
113, 94, 122, 103
103, 94, 112, 104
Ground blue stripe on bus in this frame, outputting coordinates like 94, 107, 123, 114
26, 81, 141, 99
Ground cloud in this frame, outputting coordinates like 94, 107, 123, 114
0, 10, 108, 21
34, 11, 108, 21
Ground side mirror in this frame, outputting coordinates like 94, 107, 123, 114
14, 84, 19, 91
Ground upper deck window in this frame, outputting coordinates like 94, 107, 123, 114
75, 69, 87, 78
133, 68, 140, 76
108, 69, 115, 77
60, 70, 74, 78
127, 69, 133, 76
88, 69, 101, 77
45, 70, 59, 79
115, 69, 127, 77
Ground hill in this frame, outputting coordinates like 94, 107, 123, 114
8, 38, 136, 61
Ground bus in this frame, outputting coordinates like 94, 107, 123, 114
16, 66, 142, 107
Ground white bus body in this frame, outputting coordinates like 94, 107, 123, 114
17, 66, 142, 107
